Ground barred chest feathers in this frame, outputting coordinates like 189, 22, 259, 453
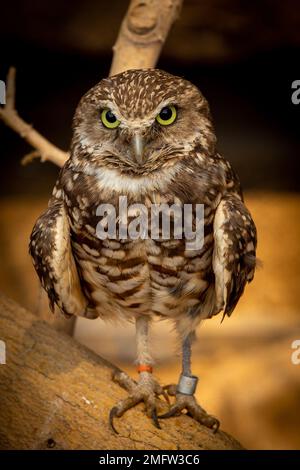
59, 162, 222, 330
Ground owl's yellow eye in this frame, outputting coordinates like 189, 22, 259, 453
101, 108, 120, 129
156, 105, 177, 126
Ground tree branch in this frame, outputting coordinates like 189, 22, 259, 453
110, 0, 183, 75
0, 293, 243, 450
0, 67, 68, 168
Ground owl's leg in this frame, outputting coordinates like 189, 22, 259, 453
109, 316, 168, 434
159, 332, 220, 433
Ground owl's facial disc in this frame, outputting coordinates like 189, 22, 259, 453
99, 103, 178, 165
73, 69, 216, 174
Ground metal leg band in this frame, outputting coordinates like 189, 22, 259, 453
176, 374, 198, 395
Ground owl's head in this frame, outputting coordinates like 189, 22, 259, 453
71, 69, 216, 175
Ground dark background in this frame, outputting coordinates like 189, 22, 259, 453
0, 0, 300, 196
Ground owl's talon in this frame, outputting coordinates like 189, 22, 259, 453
109, 372, 165, 432
160, 388, 171, 405
211, 419, 220, 434
158, 404, 182, 419
163, 383, 177, 397
154, 382, 170, 404
151, 409, 161, 429
109, 406, 120, 434
158, 392, 220, 433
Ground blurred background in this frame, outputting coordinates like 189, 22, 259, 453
0, 0, 300, 449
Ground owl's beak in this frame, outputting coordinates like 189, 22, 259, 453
132, 133, 145, 164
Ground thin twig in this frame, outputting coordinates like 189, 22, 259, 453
0, 67, 68, 167
21, 150, 43, 166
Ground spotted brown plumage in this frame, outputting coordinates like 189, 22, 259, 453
29, 69, 257, 432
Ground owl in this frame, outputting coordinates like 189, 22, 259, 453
29, 69, 257, 434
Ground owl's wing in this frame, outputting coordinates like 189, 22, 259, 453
29, 195, 88, 317
212, 193, 257, 316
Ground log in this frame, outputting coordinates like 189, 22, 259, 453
0, 294, 243, 450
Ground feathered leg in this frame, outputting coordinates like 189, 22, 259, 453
159, 332, 220, 433
109, 316, 168, 434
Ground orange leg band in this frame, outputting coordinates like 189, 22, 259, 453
137, 364, 153, 373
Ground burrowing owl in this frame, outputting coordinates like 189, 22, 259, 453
30, 69, 257, 433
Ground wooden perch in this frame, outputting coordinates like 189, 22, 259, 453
0, 294, 243, 450
110, 0, 183, 75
